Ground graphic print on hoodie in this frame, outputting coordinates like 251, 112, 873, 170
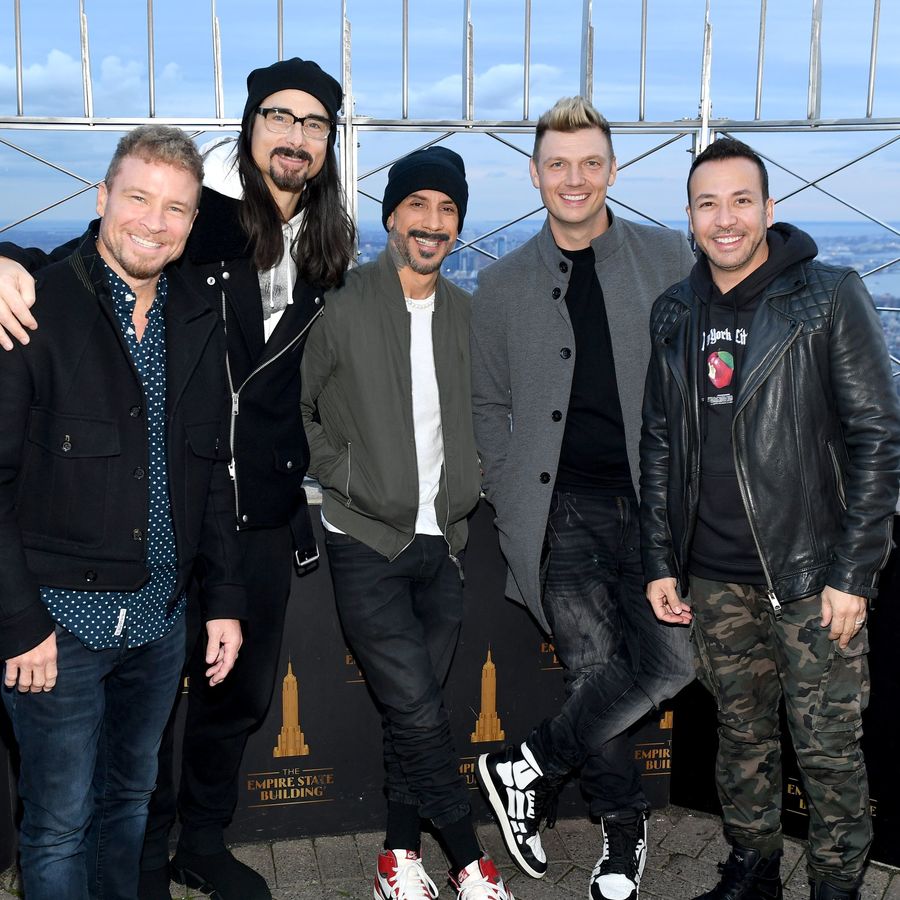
688, 224, 818, 584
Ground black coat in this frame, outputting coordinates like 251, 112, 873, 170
640, 254, 900, 605
0, 229, 246, 660
176, 187, 324, 539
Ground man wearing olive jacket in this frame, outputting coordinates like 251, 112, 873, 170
301, 147, 512, 899
640, 137, 900, 900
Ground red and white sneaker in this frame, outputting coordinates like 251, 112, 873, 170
374, 849, 439, 900
450, 855, 514, 900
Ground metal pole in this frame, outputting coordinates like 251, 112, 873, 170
754, 0, 767, 120
523, 0, 532, 121
212, 0, 223, 119
580, 0, 593, 103
402, 0, 409, 119
639, 0, 648, 121
79, 0, 93, 119
866, 0, 881, 118
340, 2, 357, 232
462, 0, 474, 120
277, 0, 284, 61
807, 0, 823, 120
697, 0, 712, 151
14, 0, 23, 116
147, 0, 156, 118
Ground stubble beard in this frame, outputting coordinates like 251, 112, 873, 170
389, 226, 450, 276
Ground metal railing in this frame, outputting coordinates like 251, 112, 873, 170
2, 0, 898, 368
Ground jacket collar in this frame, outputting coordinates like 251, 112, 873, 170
535, 206, 623, 276
186, 186, 252, 265
373, 245, 452, 316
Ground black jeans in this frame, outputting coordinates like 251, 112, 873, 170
530, 491, 694, 816
143, 524, 294, 863
325, 531, 470, 828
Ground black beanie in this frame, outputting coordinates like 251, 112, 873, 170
381, 147, 469, 232
243, 58, 343, 129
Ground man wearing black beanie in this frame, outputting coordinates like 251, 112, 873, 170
0, 56, 355, 900
301, 147, 513, 899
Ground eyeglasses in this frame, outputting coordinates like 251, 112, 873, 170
257, 107, 332, 140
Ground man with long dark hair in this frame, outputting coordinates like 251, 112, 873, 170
0, 57, 355, 900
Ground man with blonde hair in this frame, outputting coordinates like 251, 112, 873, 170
0, 125, 244, 900
471, 97, 695, 899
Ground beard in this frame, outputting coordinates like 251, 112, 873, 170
268, 147, 314, 192
97, 229, 169, 281
389, 226, 451, 276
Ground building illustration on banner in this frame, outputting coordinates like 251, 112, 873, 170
471, 648, 505, 744
273, 661, 310, 758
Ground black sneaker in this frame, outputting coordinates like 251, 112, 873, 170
695, 845, 783, 900
590, 810, 648, 900
476, 742, 560, 879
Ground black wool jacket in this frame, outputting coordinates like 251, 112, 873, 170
0, 228, 246, 660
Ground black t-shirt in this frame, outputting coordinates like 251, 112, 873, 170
555, 245, 634, 496
688, 224, 818, 583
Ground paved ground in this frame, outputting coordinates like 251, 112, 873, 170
2, 805, 898, 899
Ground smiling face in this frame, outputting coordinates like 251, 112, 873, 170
250, 88, 329, 200
95, 154, 199, 284
529, 127, 617, 250
387, 190, 459, 277
687, 156, 775, 293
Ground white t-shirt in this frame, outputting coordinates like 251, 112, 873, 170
322, 292, 444, 537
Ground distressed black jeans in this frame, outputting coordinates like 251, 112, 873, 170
326, 531, 471, 828
530, 491, 694, 815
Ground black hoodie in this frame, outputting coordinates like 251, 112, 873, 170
688, 223, 818, 583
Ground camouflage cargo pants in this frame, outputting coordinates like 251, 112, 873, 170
690, 577, 871, 887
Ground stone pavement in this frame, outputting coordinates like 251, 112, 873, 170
2, 805, 898, 899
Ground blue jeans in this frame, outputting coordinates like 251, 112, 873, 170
2, 617, 185, 900
325, 531, 470, 828
530, 491, 693, 815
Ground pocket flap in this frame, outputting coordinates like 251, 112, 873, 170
186, 421, 223, 460
28, 408, 120, 458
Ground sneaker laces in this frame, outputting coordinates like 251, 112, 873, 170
456, 872, 509, 900
595, 817, 641, 877
388, 858, 439, 900
532, 777, 560, 830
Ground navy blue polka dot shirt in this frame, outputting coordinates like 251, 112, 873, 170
41, 264, 186, 649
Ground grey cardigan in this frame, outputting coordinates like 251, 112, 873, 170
301, 249, 481, 560
470, 211, 695, 630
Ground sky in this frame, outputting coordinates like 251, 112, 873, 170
0, 0, 898, 230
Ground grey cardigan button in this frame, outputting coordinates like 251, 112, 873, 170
539, 472, 551, 484
551, 287, 561, 300
560, 347, 572, 359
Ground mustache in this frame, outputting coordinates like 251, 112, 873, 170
271, 147, 314, 164
408, 228, 450, 243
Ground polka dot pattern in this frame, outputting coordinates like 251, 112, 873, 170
41, 265, 186, 649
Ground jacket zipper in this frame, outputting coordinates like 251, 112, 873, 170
826, 441, 847, 510
221, 284, 323, 527
344, 441, 353, 507
731, 319, 803, 618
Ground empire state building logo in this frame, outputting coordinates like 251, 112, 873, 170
470, 648, 505, 744
273, 661, 310, 758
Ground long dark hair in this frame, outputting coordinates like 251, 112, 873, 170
236, 115, 355, 290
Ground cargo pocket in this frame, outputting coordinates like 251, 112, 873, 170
690, 620, 725, 711
810, 627, 869, 734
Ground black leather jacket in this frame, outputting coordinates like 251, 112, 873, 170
640, 255, 900, 605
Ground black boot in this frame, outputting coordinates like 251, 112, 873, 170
694, 845, 783, 900
170, 847, 272, 900
809, 882, 861, 900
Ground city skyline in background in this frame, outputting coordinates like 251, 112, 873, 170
1, 0, 898, 230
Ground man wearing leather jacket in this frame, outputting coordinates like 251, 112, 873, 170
640, 137, 900, 900
0, 57, 355, 900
